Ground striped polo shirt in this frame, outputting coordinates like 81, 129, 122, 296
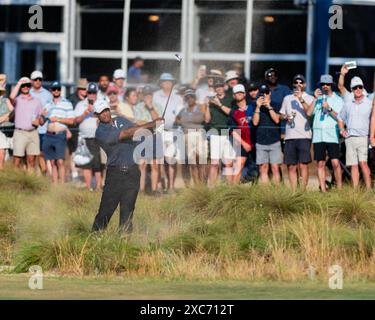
44, 98, 75, 130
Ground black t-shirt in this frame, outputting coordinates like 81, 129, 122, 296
255, 103, 281, 145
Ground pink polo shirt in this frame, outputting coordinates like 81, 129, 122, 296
14, 94, 43, 130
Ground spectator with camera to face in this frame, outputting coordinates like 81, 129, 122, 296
204, 79, 236, 185
279, 75, 315, 191
338, 64, 372, 189
252, 84, 282, 184
311, 74, 343, 192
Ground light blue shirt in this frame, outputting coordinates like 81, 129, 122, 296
44, 98, 74, 130
312, 92, 343, 144
30, 87, 53, 134
338, 92, 373, 137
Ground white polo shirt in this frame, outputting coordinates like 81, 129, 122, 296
152, 89, 183, 130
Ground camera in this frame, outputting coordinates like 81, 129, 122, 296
259, 84, 270, 97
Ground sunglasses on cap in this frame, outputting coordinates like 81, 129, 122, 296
33, 78, 43, 82
352, 85, 363, 90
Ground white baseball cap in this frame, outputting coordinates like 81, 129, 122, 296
113, 69, 126, 79
233, 84, 245, 94
350, 76, 364, 89
94, 100, 110, 114
30, 70, 43, 80
225, 70, 239, 82
19, 77, 32, 84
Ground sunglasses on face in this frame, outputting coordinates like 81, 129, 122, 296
321, 83, 332, 87
294, 80, 304, 85
33, 78, 43, 82
52, 88, 61, 92
21, 84, 31, 89
352, 85, 363, 90
108, 92, 117, 96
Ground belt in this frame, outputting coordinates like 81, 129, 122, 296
107, 164, 137, 172
47, 131, 65, 135
16, 128, 36, 132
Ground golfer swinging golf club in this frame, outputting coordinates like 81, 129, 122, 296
92, 100, 163, 233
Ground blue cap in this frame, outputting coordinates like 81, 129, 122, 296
87, 82, 98, 93
159, 73, 176, 82
51, 81, 61, 89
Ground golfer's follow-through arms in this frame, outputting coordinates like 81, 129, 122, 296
118, 117, 164, 141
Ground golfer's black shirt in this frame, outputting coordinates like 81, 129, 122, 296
95, 116, 138, 167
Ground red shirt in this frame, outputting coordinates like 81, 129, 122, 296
229, 107, 252, 146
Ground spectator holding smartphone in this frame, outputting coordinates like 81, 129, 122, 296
311, 74, 343, 191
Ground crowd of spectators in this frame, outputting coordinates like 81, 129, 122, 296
1, 59, 375, 193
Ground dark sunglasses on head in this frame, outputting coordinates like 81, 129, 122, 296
352, 85, 363, 90
33, 78, 43, 82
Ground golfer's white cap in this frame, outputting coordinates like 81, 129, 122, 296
233, 84, 245, 94
94, 100, 110, 114
113, 69, 126, 79
350, 76, 364, 89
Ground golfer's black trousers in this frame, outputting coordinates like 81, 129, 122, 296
92, 165, 140, 233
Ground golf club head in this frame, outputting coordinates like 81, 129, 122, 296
174, 54, 182, 63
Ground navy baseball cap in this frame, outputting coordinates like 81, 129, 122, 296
87, 82, 98, 93
293, 74, 306, 83
51, 81, 61, 89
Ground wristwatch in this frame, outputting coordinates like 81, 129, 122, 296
328, 107, 333, 112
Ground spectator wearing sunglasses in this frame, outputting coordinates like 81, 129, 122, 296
338, 64, 373, 189
30, 70, 53, 175
9, 77, 43, 170
311, 74, 344, 192
279, 74, 315, 191
39, 81, 75, 184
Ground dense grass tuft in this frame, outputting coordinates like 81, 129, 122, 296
0, 168, 374, 281
0, 166, 47, 192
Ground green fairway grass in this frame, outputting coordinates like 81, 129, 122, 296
0, 275, 374, 300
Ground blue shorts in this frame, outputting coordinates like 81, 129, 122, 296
42, 132, 67, 160
39, 134, 45, 152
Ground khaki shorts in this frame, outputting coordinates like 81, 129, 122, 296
345, 136, 368, 166
12, 129, 40, 157
0, 131, 10, 149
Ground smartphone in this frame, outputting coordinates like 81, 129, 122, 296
198, 65, 207, 75
344, 61, 357, 70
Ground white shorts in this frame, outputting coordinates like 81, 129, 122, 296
0, 131, 10, 149
185, 130, 208, 164
209, 134, 236, 161
163, 130, 185, 163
